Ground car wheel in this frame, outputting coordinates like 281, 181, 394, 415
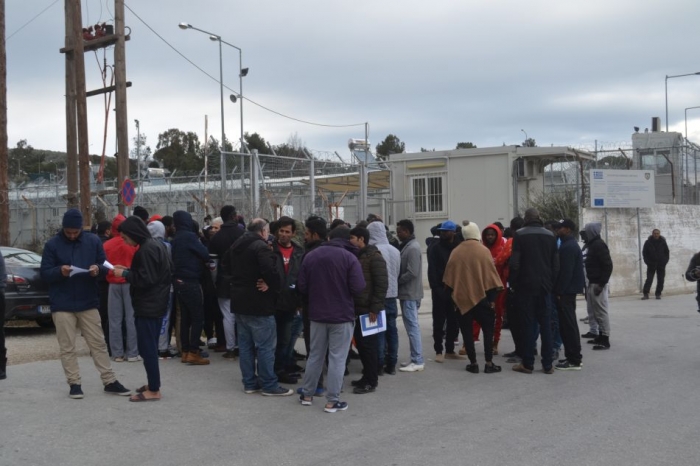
36, 318, 55, 329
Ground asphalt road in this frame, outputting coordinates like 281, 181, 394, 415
1, 292, 699, 466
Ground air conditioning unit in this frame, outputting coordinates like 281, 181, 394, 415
516, 158, 539, 179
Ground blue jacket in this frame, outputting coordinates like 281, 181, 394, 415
298, 239, 365, 324
40, 230, 107, 312
171, 211, 209, 281
554, 234, 585, 295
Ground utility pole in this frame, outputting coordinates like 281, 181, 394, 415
70, 0, 91, 227
0, 0, 9, 245
64, 0, 78, 208
114, 0, 129, 215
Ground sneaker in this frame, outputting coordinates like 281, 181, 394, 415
399, 363, 425, 372
555, 361, 582, 371
581, 332, 598, 339
542, 367, 555, 374
262, 386, 294, 396
465, 363, 479, 374
112, 356, 125, 363
502, 351, 518, 358
512, 363, 533, 374
296, 387, 326, 397
324, 401, 348, 413
587, 337, 602, 345
352, 384, 376, 395
444, 353, 467, 360
127, 356, 142, 362
244, 387, 262, 394
435, 353, 445, 363
207, 338, 217, 348
484, 363, 502, 374
579, 316, 588, 322
222, 350, 237, 359
104, 381, 131, 396
158, 351, 172, 360
69, 384, 84, 399
399, 361, 410, 367
383, 365, 396, 375
299, 394, 313, 406
641, 293, 649, 300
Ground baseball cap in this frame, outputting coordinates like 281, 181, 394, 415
556, 219, 577, 230
437, 220, 458, 231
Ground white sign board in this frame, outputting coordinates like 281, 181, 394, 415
590, 169, 655, 208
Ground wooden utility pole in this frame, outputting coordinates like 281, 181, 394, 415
114, 0, 129, 215
0, 0, 9, 245
64, 0, 78, 208
70, 0, 91, 227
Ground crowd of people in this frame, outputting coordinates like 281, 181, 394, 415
0, 202, 696, 411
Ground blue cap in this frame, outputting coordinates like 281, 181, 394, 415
437, 220, 458, 231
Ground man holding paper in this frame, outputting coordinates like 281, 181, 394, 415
348, 227, 388, 395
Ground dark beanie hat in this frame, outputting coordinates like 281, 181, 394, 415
63, 208, 83, 229
133, 206, 149, 222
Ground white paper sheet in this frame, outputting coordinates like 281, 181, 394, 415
103, 260, 115, 270
69, 266, 90, 277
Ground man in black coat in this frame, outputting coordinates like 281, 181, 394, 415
583, 222, 613, 350
642, 228, 670, 300
509, 208, 559, 374
114, 216, 173, 401
208, 205, 244, 358
553, 219, 585, 371
225, 218, 292, 396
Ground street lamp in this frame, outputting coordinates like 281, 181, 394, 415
212, 37, 247, 157
665, 72, 700, 132
135, 119, 141, 198
179, 22, 227, 200
521, 129, 528, 144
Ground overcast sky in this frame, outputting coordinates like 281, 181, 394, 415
6, 0, 700, 160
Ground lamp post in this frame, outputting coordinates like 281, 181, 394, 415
521, 129, 528, 144
684, 106, 700, 141
665, 72, 700, 132
217, 39, 246, 155
179, 22, 227, 200
685, 106, 700, 204
135, 119, 141, 197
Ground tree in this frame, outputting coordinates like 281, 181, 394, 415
153, 128, 203, 174
375, 134, 405, 160
274, 132, 309, 158
456, 142, 477, 149
527, 189, 578, 225
522, 138, 537, 147
420, 147, 435, 152
244, 132, 269, 154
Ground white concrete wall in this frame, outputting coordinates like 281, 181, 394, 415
582, 204, 700, 297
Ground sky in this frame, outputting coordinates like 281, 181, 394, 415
6, 0, 700, 161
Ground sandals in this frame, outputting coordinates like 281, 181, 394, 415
129, 392, 160, 402
136, 385, 148, 394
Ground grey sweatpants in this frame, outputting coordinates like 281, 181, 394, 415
108, 283, 138, 358
301, 321, 354, 404
586, 283, 610, 336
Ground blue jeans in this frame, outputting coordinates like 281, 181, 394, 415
400, 299, 424, 365
377, 298, 398, 368
236, 314, 278, 392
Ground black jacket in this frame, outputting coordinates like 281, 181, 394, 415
427, 237, 461, 291
120, 217, 173, 319
272, 241, 304, 313
208, 221, 245, 298
685, 252, 700, 282
643, 236, 670, 267
554, 234, 585, 296
225, 232, 281, 316
583, 236, 613, 285
509, 221, 559, 296
171, 211, 210, 281
353, 245, 388, 315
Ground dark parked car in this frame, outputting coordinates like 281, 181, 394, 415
2, 247, 52, 327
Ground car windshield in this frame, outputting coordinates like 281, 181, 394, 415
1, 249, 42, 266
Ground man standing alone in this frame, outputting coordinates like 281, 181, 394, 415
642, 229, 669, 300
40, 209, 131, 399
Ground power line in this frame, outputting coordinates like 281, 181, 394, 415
123, 3, 365, 129
7, 0, 60, 41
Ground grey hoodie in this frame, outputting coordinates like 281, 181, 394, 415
585, 222, 602, 240
368, 222, 400, 298
398, 236, 424, 301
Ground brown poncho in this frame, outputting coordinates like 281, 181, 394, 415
443, 239, 504, 315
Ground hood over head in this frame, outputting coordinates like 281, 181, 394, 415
147, 220, 166, 240
367, 221, 389, 246
118, 216, 151, 245
173, 210, 193, 232
481, 223, 504, 248
111, 214, 126, 233
584, 222, 602, 240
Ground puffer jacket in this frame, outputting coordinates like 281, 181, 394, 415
368, 222, 400, 298
353, 245, 388, 315
643, 236, 670, 267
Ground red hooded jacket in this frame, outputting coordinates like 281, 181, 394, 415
482, 223, 506, 286
103, 214, 138, 284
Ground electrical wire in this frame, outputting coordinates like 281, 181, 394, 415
123, 2, 365, 129
7, 0, 60, 41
